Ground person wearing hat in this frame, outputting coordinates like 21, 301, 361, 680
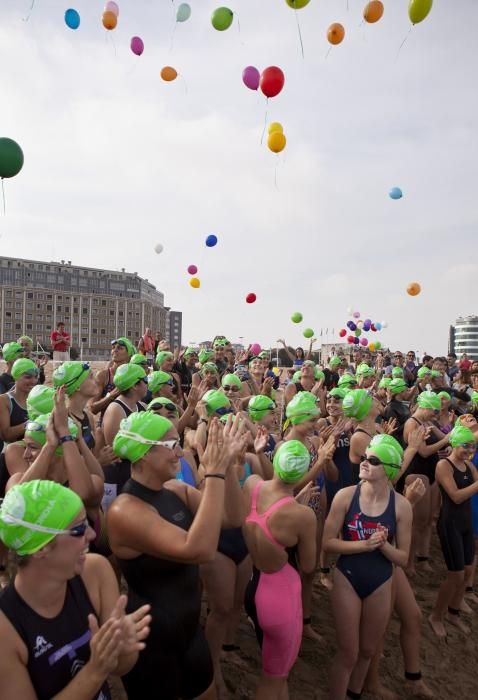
0, 341, 25, 395
0, 480, 151, 699
356, 363, 376, 390
212, 338, 228, 373
382, 378, 412, 447
323, 355, 341, 390
284, 360, 323, 408
89, 337, 136, 418
345, 389, 383, 483
156, 350, 183, 404
53, 361, 100, 453
194, 389, 234, 452
416, 365, 433, 393
146, 370, 177, 406
221, 372, 243, 411
242, 440, 318, 700
429, 425, 478, 638
17, 335, 48, 385
130, 353, 150, 373
323, 434, 413, 700
107, 412, 247, 700
173, 346, 199, 398
0, 358, 39, 455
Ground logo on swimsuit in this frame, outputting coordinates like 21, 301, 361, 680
172, 510, 186, 522
34, 635, 53, 658
337, 435, 350, 449
347, 513, 384, 541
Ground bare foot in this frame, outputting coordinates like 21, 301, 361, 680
460, 599, 473, 614
365, 683, 399, 700
416, 559, 433, 573
320, 572, 334, 591
405, 679, 435, 697
465, 590, 478, 605
428, 614, 446, 638
446, 613, 470, 634
302, 623, 323, 642
406, 566, 416, 578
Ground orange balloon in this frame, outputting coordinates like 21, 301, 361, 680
102, 10, 117, 30
406, 282, 421, 296
327, 23, 345, 45
363, 1, 384, 23
161, 66, 178, 82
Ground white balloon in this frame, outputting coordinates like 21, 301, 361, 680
381, 320, 388, 328
154, 243, 164, 254
346, 307, 353, 315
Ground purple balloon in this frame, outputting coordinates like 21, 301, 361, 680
353, 337, 360, 345
349, 322, 357, 332
130, 36, 144, 56
242, 65, 260, 91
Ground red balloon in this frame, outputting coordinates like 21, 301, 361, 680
246, 293, 257, 304
260, 67, 285, 99
371, 324, 377, 332
339, 328, 347, 337
347, 335, 355, 344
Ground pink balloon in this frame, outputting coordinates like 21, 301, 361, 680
360, 337, 369, 346
242, 66, 260, 91
105, 1, 119, 16
250, 343, 261, 355
130, 36, 144, 56
187, 264, 198, 275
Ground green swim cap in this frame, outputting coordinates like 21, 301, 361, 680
431, 370, 441, 378
11, 358, 38, 381
338, 373, 357, 388
200, 362, 219, 376
111, 337, 135, 358
18, 335, 33, 347
449, 425, 476, 449
329, 356, 341, 368
147, 397, 179, 415
437, 391, 451, 402
131, 353, 148, 367
292, 371, 302, 383
273, 440, 310, 483
471, 391, 478, 407
0, 480, 83, 556
156, 350, 174, 367
113, 412, 173, 463
389, 378, 408, 395
25, 413, 79, 456
417, 366, 432, 379
184, 347, 199, 357
114, 363, 146, 392
342, 389, 373, 420
379, 377, 392, 389
314, 369, 325, 382
198, 349, 214, 364
221, 374, 242, 389
259, 351, 269, 360
202, 390, 231, 416
356, 363, 375, 378
213, 338, 227, 348
53, 361, 90, 396
27, 386, 55, 420
368, 434, 404, 480
147, 371, 173, 395
286, 393, 320, 425
416, 391, 441, 410
2, 341, 24, 363
392, 367, 404, 378
248, 395, 276, 422
328, 387, 347, 400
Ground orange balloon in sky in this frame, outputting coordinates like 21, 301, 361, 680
363, 1, 384, 23
327, 23, 345, 45
102, 10, 117, 30
161, 66, 178, 82
407, 282, 421, 296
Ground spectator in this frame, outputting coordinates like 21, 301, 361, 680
447, 352, 459, 381
138, 328, 155, 366
50, 322, 70, 362
459, 353, 472, 371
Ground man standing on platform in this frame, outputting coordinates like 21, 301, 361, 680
50, 321, 70, 362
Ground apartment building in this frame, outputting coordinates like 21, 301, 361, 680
0, 256, 182, 359
449, 315, 478, 361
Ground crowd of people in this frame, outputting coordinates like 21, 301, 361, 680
0, 332, 477, 700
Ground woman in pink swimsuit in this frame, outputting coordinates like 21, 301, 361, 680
242, 440, 317, 699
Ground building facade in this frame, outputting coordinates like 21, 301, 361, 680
449, 315, 478, 361
165, 309, 182, 349
0, 256, 181, 359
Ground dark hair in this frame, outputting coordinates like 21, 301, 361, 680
295, 347, 305, 358
448, 352, 457, 359
422, 355, 433, 363
57, 322, 64, 328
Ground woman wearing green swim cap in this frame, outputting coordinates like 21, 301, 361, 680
0, 358, 39, 459
89, 337, 136, 418
240, 357, 275, 404
0, 479, 151, 699
284, 360, 324, 409
17, 335, 48, 385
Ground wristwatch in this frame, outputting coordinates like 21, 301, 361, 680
59, 435, 75, 445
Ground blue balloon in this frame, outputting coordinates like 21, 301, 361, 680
205, 234, 218, 248
389, 187, 403, 200
375, 322, 382, 331
176, 3, 192, 22
65, 8, 80, 30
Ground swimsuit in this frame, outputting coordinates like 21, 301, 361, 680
437, 458, 474, 571
217, 463, 252, 565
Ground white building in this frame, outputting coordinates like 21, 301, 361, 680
449, 315, 478, 361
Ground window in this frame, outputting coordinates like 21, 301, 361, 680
5, 311, 11, 318
57, 306, 62, 312
6, 290, 12, 297
73, 307, 78, 314
15, 290, 22, 297
92, 328, 97, 334
109, 310, 114, 316
26, 313, 32, 320
65, 306, 70, 313
15, 323, 21, 330
47, 294, 52, 300
15, 312, 22, 319
82, 308, 88, 315
26, 323, 32, 330
47, 305, 52, 311
27, 292, 33, 299
82, 337, 87, 343
15, 302, 22, 308
4, 322, 12, 329
101, 329, 106, 335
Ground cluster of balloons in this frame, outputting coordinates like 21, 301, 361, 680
290, 312, 314, 339
211, 7, 234, 31
187, 264, 200, 289
267, 122, 286, 154
407, 282, 421, 296
0, 138, 24, 179
64, 8, 80, 30
102, 1, 119, 30
243, 66, 285, 99
339, 310, 388, 348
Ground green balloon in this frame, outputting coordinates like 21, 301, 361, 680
211, 6, 234, 31
408, 0, 433, 24
303, 328, 314, 339
0, 138, 24, 179
291, 312, 303, 323
286, 0, 311, 8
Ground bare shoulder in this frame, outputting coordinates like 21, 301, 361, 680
0, 607, 28, 661
394, 491, 413, 517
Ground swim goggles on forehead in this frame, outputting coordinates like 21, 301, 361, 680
0, 511, 89, 538
63, 363, 90, 388
23, 368, 40, 378
117, 430, 179, 450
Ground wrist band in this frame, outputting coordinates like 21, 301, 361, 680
59, 435, 75, 445
405, 671, 422, 681
204, 473, 226, 480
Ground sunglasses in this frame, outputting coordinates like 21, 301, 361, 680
394, 355, 403, 359
136, 377, 149, 386
215, 407, 233, 416
64, 363, 90, 388
151, 402, 178, 413
361, 454, 397, 469
223, 385, 240, 392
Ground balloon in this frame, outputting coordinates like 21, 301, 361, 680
327, 23, 345, 45
375, 322, 382, 331
360, 338, 369, 346
355, 329, 362, 337
369, 342, 376, 352
130, 37, 144, 56
339, 329, 347, 338
268, 132, 286, 154
206, 234, 218, 248
381, 321, 388, 328
353, 311, 360, 319
291, 312, 303, 323
408, 0, 433, 25
190, 277, 201, 289
102, 11, 117, 30
303, 328, 314, 339
375, 341, 381, 350
347, 336, 354, 344
363, 1, 384, 23
250, 343, 262, 355
65, 8, 80, 30
260, 67, 285, 99
211, 7, 234, 31
176, 3, 191, 22
0, 138, 24, 179
187, 265, 198, 275
286, 0, 311, 8
246, 293, 257, 304
349, 322, 357, 332
268, 122, 283, 135
356, 321, 363, 329
242, 66, 260, 91
161, 66, 178, 82
154, 243, 164, 254
104, 2, 119, 16
371, 324, 377, 331
407, 282, 421, 296
353, 337, 360, 345
389, 187, 403, 200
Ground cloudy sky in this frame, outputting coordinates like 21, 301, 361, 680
1, 0, 477, 355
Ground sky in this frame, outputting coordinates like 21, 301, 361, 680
1, 0, 477, 355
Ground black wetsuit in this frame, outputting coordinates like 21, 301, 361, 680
0, 372, 14, 395
71, 411, 96, 451
0, 392, 28, 459
437, 458, 475, 571
350, 427, 373, 484
402, 417, 440, 486
118, 479, 213, 700
0, 576, 110, 700
383, 399, 410, 447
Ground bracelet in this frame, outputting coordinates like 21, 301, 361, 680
59, 435, 75, 445
204, 473, 226, 480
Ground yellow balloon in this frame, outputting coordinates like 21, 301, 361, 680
189, 277, 201, 289
268, 122, 283, 135
268, 131, 286, 154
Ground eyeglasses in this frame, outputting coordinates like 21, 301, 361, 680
361, 454, 397, 469
394, 355, 403, 359
117, 429, 180, 449
136, 377, 149, 386
215, 407, 233, 416
0, 514, 90, 538
151, 402, 178, 413
223, 385, 240, 392
63, 363, 90, 388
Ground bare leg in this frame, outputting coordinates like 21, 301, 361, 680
405, 475, 431, 573
416, 481, 437, 571
255, 675, 288, 700
464, 549, 478, 604
328, 569, 361, 700
429, 570, 466, 637
303, 496, 325, 641
223, 556, 252, 648
363, 573, 397, 699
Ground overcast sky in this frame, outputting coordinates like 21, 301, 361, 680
1, 0, 476, 355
